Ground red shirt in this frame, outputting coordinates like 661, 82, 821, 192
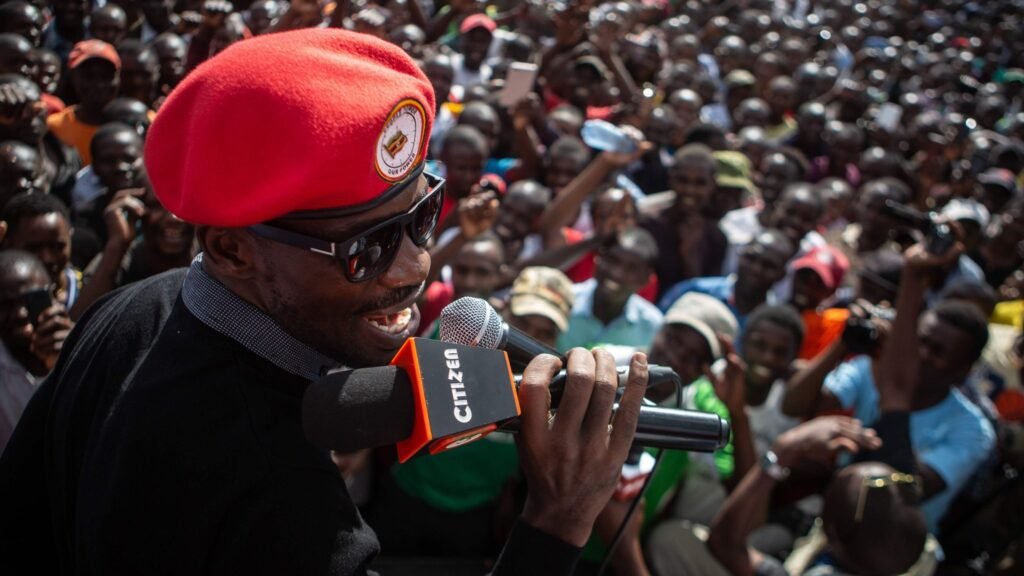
418, 281, 455, 336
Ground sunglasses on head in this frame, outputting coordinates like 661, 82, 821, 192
249, 172, 445, 283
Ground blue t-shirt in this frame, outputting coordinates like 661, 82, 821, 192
824, 356, 996, 531
658, 275, 758, 333
558, 279, 664, 352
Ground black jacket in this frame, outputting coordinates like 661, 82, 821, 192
0, 270, 578, 575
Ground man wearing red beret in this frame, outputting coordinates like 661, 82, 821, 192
0, 29, 649, 575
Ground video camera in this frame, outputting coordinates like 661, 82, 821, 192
882, 200, 956, 256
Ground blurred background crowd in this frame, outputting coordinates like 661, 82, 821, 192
1, 0, 1023, 574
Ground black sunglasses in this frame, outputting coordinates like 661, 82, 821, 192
249, 172, 445, 283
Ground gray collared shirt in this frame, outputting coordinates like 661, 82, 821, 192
181, 254, 341, 381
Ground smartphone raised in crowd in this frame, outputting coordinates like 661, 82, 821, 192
22, 287, 53, 328
499, 62, 539, 108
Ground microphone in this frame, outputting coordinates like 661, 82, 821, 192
301, 296, 731, 459
439, 295, 561, 371
304, 338, 522, 462
302, 344, 730, 461
437, 296, 729, 451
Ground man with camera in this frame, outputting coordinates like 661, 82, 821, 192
784, 231, 995, 531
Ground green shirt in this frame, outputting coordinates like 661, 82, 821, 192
391, 432, 520, 512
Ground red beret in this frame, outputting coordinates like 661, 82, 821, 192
145, 29, 436, 227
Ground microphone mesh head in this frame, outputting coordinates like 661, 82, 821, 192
439, 297, 504, 349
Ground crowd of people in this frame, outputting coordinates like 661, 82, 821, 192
0, 0, 1023, 574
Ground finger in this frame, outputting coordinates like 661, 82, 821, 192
518, 354, 563, 438
113, 187, 147, 200
828, 437, 862, 455
608, 352, 648, 461
581, 349, 618, 442
121, 197, 146, 217
38, 304, 63, 322
847, 427, 883, 450
553, 348, 596, 435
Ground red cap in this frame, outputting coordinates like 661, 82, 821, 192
145, 29, 435, 227
792, 245, 849, 290
459, 13, 496, 34
68, 40, 121, 70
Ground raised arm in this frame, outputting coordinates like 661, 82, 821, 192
707, 416, 881, 576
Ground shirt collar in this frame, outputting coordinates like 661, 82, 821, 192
181, 254, 341, 381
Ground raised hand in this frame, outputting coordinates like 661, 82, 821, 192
707, 338, 746, 417
773, 416, 882, 469
457, 192, 499, 239
103, 188, 147, 250
29, 304, 74, 372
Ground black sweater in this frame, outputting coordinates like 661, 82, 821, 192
0, 270, 578, 575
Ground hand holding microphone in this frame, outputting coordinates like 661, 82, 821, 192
516, 348, 649, 547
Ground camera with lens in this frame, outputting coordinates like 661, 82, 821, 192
842, 305, 895, 355
881, 200, 956, 255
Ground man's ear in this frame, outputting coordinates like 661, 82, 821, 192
0, 220, 7, 245
195, 226, 262, 282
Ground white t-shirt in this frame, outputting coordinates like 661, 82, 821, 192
745, 379, 801, 458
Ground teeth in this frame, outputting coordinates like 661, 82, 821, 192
362, 307, 412, 335
750, 365, 773, 379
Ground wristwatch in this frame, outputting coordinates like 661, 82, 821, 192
761, 450, 791, 481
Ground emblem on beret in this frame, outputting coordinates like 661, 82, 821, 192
375, 99, 426, 182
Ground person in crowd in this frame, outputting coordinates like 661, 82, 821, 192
0, 250, 73, 453
70, 122, 145, 267
559, 227, 662, 351
707, 149, 756, 222
491, 180, 550, 264
582, 291, 739, 575
0, 75, 80, 205
74, 185, 196, 319
435, 125, 488, 227
90, 4, 129, 46
975, 167, 1019, 217
720, 150, 808, 274
418, 232, 505, 337
660, 229, 794, 330
246, 0, 284, 36
790, 245, 851, 360
505, 266, 575, 349
700, 421, 929, 576
451, 14, 494, 94
0, 192, 81, 311
117, 39, 160, 107
0, 140, 43, 207
46, 40, 121, 166
423, 52, 456, 157
101, 97, 153, 138
788, 239, 996, 532
151, 32, 187, 97
42, 0, 89, 61
0, 33, 33, 78
0, 1, 44, 47
640, 144, 727, 295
